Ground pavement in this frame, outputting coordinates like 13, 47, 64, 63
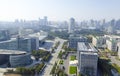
64, 54, 69, 74
110, 56, 120, 66
40, 38, 66, 76
0, 68, 16, 76
64, 53, 77, 76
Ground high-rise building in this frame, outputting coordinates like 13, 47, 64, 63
0, 30, 10, 41
77, 42, 98, 76
17, 37, 31, 52
68, 18, 75, 33
39, 16, 48, 26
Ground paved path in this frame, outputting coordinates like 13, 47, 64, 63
64, 53, 77, 76
40, 38, 66, 76
0, 73, 3, 76
64, 54, 69, 74
110, 56, 120, 66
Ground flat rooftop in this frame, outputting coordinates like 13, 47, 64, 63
0, 49, 26, 55
80, 52, 98, 55
28, 33, 47, 40
78, 42, 97, 52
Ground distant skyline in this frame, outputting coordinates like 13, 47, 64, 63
0, 0, 120, 21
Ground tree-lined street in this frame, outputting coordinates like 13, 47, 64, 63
41, 38, 66, 76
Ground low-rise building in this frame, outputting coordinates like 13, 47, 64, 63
106, 39, 112, 51
69, 35, 88, 49
0, 49, 32, 67
92, 36, 106, 49
117, 42, 120, 58
10, 53, 32, 67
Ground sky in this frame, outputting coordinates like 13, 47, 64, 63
0, 0, 120, 21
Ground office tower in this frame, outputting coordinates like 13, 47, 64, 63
77, 42, 98, 76
0, 30, 10, 41
17, 37, 31, 52
39, 16, 48, 26
30, 37, 39, 51
44, 16, 48, 26
68, 18, 75, 33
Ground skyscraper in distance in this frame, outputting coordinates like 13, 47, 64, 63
68, 17, 75, 33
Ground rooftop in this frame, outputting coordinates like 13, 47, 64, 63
28, 32, 47, 40
0, 38, 16, 44
0, 49, 26, 55
78, 42, 97, 52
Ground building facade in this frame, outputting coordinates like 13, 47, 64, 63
77, 42, 98, 76
92, 36, 106, 49
117, 42, 120, 58
0, 30, 10, 41
0, 49, 32, 67
10, 53, 32, 67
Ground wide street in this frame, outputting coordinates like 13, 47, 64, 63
40, 38, 66, 76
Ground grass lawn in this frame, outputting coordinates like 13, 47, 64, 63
69, 66, 77, 74
70, 55, 76, 61
59, 60, 64, 64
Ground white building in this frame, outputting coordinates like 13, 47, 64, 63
117, 42, 120, 58
77, 42, 98, 76
105, 35, 120, 51
106, 39, 112, 51
92, 36, 106, 49
92, 36, 97, 47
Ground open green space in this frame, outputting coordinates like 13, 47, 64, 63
70, 55, 76, 61
69, 66, 77, 74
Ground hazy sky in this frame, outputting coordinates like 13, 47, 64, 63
0, 0, 120, 21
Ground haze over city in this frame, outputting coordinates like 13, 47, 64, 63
1, 0, 120, 76
0, 0, 120, 21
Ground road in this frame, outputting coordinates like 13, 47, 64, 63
40, 38, 66, 76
